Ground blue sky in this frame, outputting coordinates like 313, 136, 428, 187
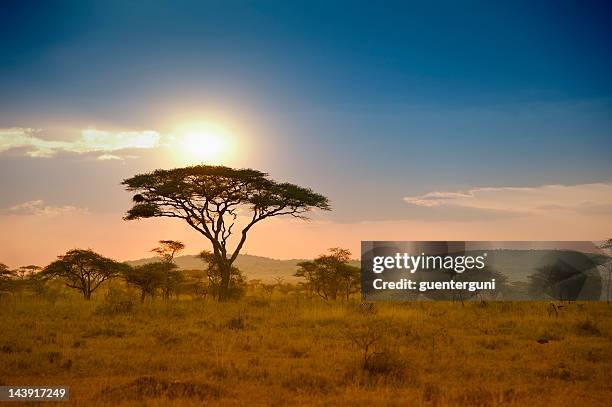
0, 1, 611, 264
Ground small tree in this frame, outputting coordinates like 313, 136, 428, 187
0, 263, 16, 295
26, 272, 49, 297
599, 238, 612, 304
261, 283, 276, 300
199, 250, 246, 300
42, 249, 127, 300
295, 248, 360, 300
16, 265, 41, 280
123, 262, 171, 303
122, 165, 330, 301
0, 263, 14, 278
150, 240, 185, 299
151, 240, 185, 263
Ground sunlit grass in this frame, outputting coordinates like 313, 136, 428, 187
0, 292, 610, 406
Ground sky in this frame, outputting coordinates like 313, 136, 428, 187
1, 0, 611, 267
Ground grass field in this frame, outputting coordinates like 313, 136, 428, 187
1, 292, 610, 406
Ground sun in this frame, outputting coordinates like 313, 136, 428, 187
174, 122, 234, 164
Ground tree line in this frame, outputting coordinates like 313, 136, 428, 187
0, 242, 360, 303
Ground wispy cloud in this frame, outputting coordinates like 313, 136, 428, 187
96, 154, 123, 161
0, 128, 160, 158
404, 183, 612, 217
9, 200, 88, 216
404, 191, 474, 207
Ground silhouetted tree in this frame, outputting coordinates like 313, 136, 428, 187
26, 272, 49, 297
528, 252, 602, 302
0, 262, 16, 294
295, 248, 359, 300
122, 165, 330, 301
0, 263, 14, 279
600, 238, 612, 304
199, 250, 246, 300
42, 249, 128, 300
123, 262, 172, 303
151, 240, 185, 263
151, 240, 185, 299
16, 265, 41, 279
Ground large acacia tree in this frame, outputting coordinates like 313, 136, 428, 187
122, 165, 330, 301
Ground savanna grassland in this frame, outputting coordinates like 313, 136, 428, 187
0, 291, 610, 406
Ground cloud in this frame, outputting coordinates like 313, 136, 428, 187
404, 191, 474, 207
97, 154, 123, 160
8, 200, 88, 216
0, 128, 160, 158
404, 183, 612, 219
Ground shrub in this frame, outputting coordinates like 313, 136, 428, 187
227, 315, 246, 330
96, 288, 136, 315
101, 376, 224, 401
574, 319, 601, 336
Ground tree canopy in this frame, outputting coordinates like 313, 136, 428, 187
0, 263, 13, 278
150, 240, 186, 299
0, 263, 16, 294
295, 248, 360, 300
528, 252, 602, 302
151, 240, 185, 263
123, 165, 330, 300
16, 265, 41, 279
42, 249, 128, 300
123, 262, 176, 303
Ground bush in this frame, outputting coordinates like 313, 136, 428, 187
574, 319, 601, 336
101, 376, 224, 401
363, 349, 408, 381
96, 288, 136, 315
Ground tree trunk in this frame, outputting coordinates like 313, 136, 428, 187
84, 290, 92, 300
218, 262, 232, 302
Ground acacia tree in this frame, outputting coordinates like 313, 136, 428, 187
0, 263, 16, 294
600, 238, 612, 304
0, 263, 14, 279
295, 248, 360, 300
527, 252, 602, 303
42, 249, 128, 300
151, 240, 185, 263
123, 165, 330, 301
16, 265, 41, 279
123, 262, 171, 303
151, 240, 185, 299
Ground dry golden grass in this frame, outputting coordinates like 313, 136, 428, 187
0, 291, 610, 406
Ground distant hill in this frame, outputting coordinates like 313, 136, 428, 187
127, 249, 608, 284
127, 254, 360, 283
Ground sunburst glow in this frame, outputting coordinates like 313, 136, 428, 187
174, 122, 234, 164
